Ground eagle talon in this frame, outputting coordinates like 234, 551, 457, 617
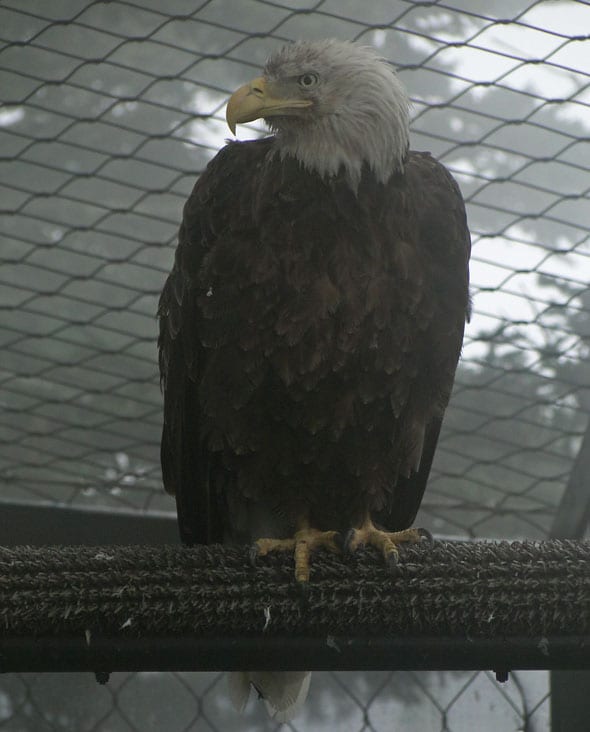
297, 579, 310, 601
346, 518, 430, 569
418, 528, 434, 546
386, 550, 399, 571
248, 544, 260, 567
252, 526, 339, 582
342, 528, 357, 556
333, 531, 346, 553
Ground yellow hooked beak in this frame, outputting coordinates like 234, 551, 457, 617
226, 76, 313, 134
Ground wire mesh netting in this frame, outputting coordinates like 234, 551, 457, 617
1, 670, 552, 732
1, 0, 589, 730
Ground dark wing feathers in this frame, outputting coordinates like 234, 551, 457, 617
159, 143, 251, 543
375, 416, 443, 531
159, 141, 470, 543
375, 153, 470, 529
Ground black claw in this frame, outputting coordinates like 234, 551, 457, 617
417, 528, 434, 547
386, 551, 399, 572
297, 579, 310, 605
248, 544, 259, 567
334, 531, 346, 552
343, 528, 357, 555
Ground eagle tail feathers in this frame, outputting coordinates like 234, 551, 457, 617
228, 670, 311, 722
227, 671, 251, 714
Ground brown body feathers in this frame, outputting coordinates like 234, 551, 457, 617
158, 138, 470, 544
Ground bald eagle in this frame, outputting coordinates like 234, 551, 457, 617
158, 39, 471, 720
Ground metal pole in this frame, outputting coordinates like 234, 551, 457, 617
1, 635, 589, 674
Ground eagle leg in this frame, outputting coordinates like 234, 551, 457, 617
345, 515, 432, 568
254, 519, 340, 583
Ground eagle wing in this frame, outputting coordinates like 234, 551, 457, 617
375, 151, 471, 531
158, 142, 262, 545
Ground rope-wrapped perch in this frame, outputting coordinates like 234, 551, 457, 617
0, 540, 589, 672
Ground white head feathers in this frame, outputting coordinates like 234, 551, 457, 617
264, 39, 411, 189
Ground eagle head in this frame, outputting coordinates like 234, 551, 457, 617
226, 39, 410, 189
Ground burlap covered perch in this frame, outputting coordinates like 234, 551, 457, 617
0, 540, 589, 673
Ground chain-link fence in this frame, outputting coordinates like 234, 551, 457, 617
2, 669, 552, 732
1, 0, 589, 729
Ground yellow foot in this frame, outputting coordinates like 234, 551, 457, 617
254, 526, 340, 583
345, 519, 432, 567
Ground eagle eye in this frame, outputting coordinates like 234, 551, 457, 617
298, 72, 319, 88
